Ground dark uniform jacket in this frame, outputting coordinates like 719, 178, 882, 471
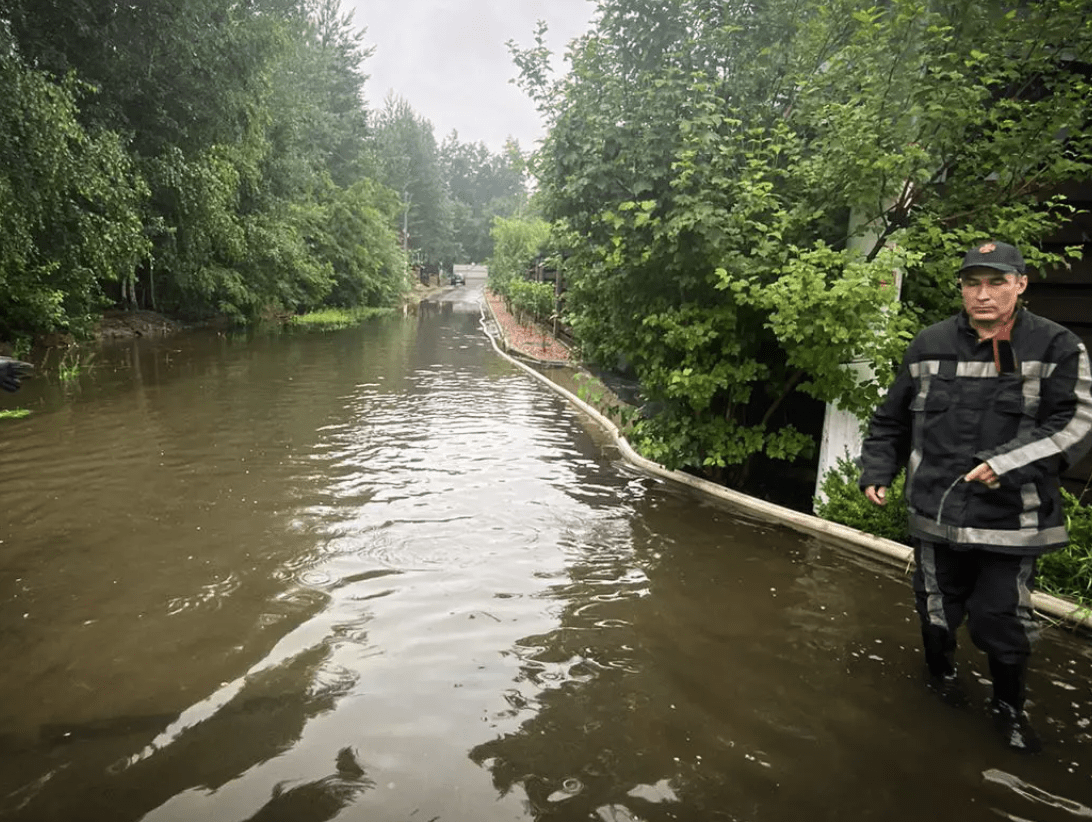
860, 309, 1092, 555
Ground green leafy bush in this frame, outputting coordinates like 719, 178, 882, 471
507, 279, 555, 324
813, 457, 910, 544
487, 216, 551, 298
1039, 488, 1092, 607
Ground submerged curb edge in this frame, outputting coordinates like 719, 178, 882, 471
478, 301, 1092, 635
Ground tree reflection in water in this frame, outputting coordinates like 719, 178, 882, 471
244, 747, 373, 822
469, 490, 722, 820
4, 641, 363, 822
469, 488, 888, 821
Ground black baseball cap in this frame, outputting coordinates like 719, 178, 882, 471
959, 241, 1026, 275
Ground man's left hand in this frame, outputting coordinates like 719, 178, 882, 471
965, 462, 1001, 489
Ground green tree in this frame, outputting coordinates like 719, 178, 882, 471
0, 50, 147, 346
305, 0, 375, 188
512, 0, 1090, 484
314, 179, 408, 307
4, 0, 408, 327
487, 215, 552, 298
247, 0, 407, 313
440, 133, 529, 263
7, 0, 305, 319
370, 95, 454, 265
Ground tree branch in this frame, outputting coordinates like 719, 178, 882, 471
760, 368, 805, 429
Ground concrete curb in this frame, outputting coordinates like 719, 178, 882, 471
478, 301, 1092, 635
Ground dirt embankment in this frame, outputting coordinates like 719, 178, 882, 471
0, 310, 186, 355
28, 276, 453, 347
16, 284, 454, 350
96, 310, 185, 340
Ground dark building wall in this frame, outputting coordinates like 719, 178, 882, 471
1031, 178, 1092, 495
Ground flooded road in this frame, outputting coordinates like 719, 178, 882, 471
1, 277, 1090, 822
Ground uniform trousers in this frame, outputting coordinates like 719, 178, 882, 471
912, 539, 1039, 666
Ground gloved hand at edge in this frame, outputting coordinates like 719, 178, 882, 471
0, 357, 34, 393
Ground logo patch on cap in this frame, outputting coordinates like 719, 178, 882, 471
978, 242, 997, 253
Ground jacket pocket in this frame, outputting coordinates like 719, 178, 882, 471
982, 381, 1027, 451
910, 375, 956, 412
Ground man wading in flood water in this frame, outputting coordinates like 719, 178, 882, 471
859, 240, 1092, 753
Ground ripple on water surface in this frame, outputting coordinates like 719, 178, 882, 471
3, 314, 1092, 822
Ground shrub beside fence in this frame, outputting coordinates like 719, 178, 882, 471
502, 280, 555, 327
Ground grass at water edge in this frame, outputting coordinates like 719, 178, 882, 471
290, 307, 396, 330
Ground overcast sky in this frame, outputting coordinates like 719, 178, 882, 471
346, 0, 597, 153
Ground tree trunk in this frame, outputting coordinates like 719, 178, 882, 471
149, 258, 156, 310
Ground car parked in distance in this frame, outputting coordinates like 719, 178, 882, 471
450, 271, 466, 286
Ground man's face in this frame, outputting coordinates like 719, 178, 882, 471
960, 267, 1027, 325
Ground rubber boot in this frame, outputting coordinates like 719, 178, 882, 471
921, 626, 967, 708
922, 626, 956, 678
988, 656, 1041, 754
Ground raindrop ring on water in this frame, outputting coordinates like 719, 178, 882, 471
562, 777, 582, 794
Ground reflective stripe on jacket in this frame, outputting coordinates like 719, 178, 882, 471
860, 309, 1092, 555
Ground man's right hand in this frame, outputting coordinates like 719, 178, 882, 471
865, 485, 887, 506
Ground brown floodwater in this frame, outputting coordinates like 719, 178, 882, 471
1, 277, 1090, 822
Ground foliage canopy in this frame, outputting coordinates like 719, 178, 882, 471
512, 0, 1091, 483
0, 0, 531, 347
